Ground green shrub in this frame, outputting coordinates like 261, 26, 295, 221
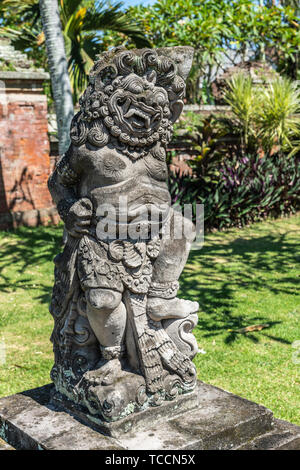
220, 73, 300, 156
169, 73, 300, 230
257, 77, 300, 154
169, 152, 300, 231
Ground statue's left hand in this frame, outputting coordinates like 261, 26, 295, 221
65, 198, 93, 238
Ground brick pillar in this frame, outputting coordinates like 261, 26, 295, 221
0, 71, 59, 229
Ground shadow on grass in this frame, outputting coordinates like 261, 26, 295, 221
1, 224, 299, 345
180, 229, 300, 344
0, 225, 63, 305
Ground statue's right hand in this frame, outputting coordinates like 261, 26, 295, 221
65, 198, 93, 238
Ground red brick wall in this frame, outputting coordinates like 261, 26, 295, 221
0, 82, 59, 229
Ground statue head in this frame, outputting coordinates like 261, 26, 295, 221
70, 46, 194, 159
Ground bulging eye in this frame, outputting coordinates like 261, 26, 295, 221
155, 92, 168, 107
127, 79, 144, 94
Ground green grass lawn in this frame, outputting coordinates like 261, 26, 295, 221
0, 215, 299, 424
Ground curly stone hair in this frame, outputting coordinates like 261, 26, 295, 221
69, 47, 189, 154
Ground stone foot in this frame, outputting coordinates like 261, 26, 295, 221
147, 297, 199, 322
83, 358, 124, 386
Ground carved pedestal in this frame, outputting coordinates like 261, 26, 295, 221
1, 382, 300, 450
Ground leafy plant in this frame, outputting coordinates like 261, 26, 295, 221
223, 73, 258, 152
118, 0, 300, 103
257, 77, 300, 154
169, 152, 300, 231
169, 80, 300, 230
216, 73, 300, 157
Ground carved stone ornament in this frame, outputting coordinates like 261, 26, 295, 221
48, 46, 200, 430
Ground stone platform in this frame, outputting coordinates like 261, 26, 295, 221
0, 381, 299, 450
51, 384, 199, 438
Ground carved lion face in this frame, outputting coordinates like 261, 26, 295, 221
70, 47, 194, 157
108, 73, 169, 139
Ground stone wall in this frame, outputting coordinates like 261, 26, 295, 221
0, 39, 59, 230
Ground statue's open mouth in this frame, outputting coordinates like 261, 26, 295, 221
124, 107, 152, 129
123, 101, 161, 130
109, 92, 162, 134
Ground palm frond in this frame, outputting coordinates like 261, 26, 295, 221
60, 0, 84, 27
257, 77, 300, 152
83, 5, 150, 47
67, 35, 93, 103
0, 25, 40, 49
0, 0, 40, 25
81, 34, 105, 61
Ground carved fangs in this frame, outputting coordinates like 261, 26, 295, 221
124, 107, 151, 129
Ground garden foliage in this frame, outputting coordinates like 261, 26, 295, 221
169, 152, 300, 230
169, 75, 300, 230
1, 0, 299, 104
109, 0, 300, 103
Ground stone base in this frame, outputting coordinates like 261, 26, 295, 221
0, 381, 299, 450
51, 385, 199, 438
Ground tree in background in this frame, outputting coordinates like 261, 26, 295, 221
102, 0, 230, 103
0, 0, 47, 69
39, 0, 73, 155
0, 0, 150, 103
102, 0, 300, 103
1, 0, 299, 105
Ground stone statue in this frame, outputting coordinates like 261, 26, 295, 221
48, 46, 199, 429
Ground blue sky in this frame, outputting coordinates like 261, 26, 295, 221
123, 0, 156, 6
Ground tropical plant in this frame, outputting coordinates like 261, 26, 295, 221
0, 0, 150, 103
0, 0, 47, 69
168, 74, 300, 230
126, 0, 231, 103
169, 151, 300, 231
215, 73, 300, 157
2, 0, 299, 102
112, 0, 300, 102
257, 77, 300, 154
172, 112, 227, 184
223, 73, 258, 152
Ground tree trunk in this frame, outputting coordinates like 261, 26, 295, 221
39, 0, 74, 155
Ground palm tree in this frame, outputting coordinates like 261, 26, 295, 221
60, 0, 150, 102
0, 0, 150, 103
39, 0, 74, 155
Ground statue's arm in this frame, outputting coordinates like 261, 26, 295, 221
48, 147, 92, 238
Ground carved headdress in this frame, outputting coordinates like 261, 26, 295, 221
70, 46, 194, 160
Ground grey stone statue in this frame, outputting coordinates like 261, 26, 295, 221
48, 46, 199, 428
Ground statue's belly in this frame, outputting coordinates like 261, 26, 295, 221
88, 177, 171, 235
